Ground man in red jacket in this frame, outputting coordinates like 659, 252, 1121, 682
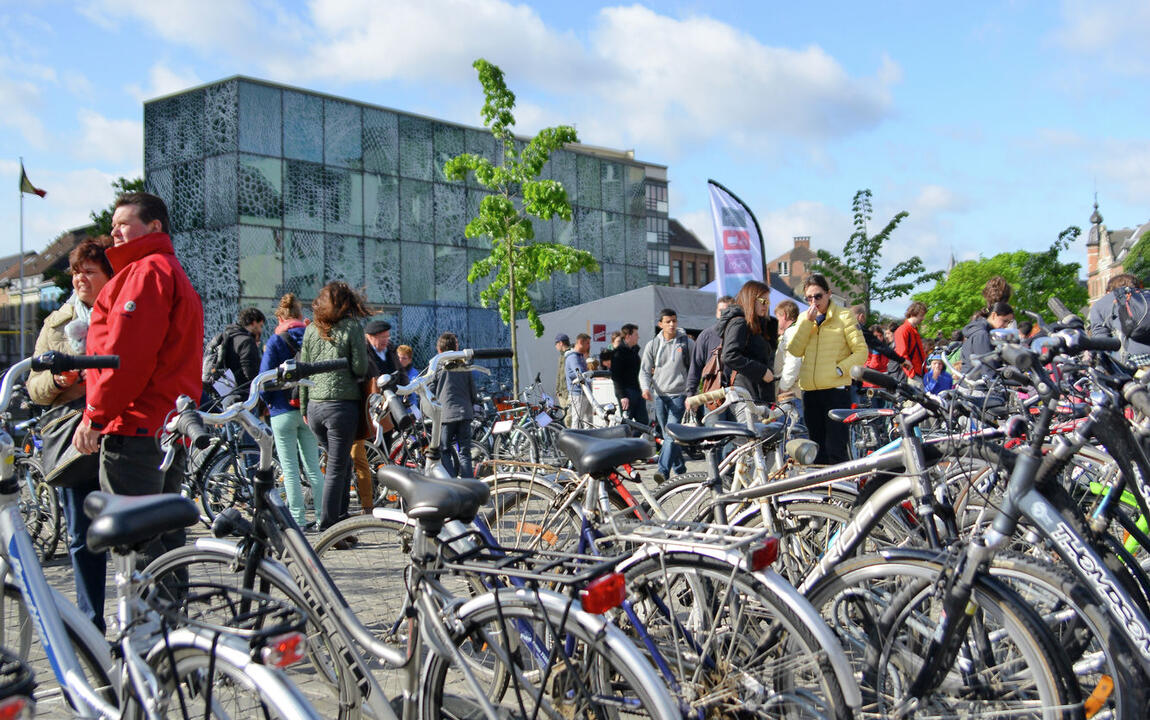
72, 192, 203, 558
893, 301, 928, 381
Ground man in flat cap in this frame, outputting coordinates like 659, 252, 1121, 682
365, 319, 399, 380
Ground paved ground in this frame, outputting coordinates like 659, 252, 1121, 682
24, 452, 710, 717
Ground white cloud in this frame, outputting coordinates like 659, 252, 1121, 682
0, 168, 126, 258
125, 63, 203, 103
1095, 139, 1150, 206
912, 185, 967, 214
74, 109, 144, 165
1051, 0, 1150, 74
0, 56, 55, 147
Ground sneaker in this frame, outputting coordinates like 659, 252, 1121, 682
652, 472, 666, 485
302, 521, 318, 534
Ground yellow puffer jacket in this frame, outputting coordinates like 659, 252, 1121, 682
787, 301, 868, 391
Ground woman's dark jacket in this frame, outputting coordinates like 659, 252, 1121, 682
719, 306, 778, 403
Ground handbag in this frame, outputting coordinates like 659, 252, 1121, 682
39, 397, 100, 488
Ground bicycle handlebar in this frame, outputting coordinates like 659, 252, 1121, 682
290, 358, 350, 379
685, 388, 726, 410
470, 348, 513, 360
30, 351, 120, 373
850, 366, 899, 392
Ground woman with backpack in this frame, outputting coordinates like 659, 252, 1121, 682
259, 292, 325, 530
300, 282, 370, 531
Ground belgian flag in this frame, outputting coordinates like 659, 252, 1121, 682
19, 163, 46, 198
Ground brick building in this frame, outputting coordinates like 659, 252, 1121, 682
667, 219, 712, 289
1085, 200, 1150, 303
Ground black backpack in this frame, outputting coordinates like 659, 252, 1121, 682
1115, 287, 1150, 344
201, 330, 229, 384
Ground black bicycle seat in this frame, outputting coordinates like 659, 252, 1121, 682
665, 422, 756, 446
555, 431, 653, 476
375, 466, 490, 528
84, 492, 200, 554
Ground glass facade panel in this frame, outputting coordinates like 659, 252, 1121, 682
575, 154, 601, 208
602, 211, 623, 261
433, 125, 464, 182
283, 230, 324, 300
171, 159, 205, 232
324, 99, 362, 169
435, 245, 468, 305
325, 168, 363, 236
364, 238, 401, 305
284, 160, 324, 230
398, 115, 433, 180
575, 208, 602, 257
363, 108, 398, 174
238, 226, 282, 298
238, 81, 281, 156
602, 263, 626, 297
399, 178, 433, 243
363, 172, 398, 238
324, 234, 364, 289
600, 161, 623, 213
283, 91, 323, 162
238, 155, 282, 226
203, 81, 238, 156
205, 154, 238, 229
434, 183, 466, 245
401, 243, 434, 304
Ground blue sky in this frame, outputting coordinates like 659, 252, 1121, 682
3, 0, 1148, 314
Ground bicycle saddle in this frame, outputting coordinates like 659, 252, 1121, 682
563, 425, 634, 439
555, 431, 653, 476
827, 408, 895, 424
84, 492, 200, 553
664, 422, 756, 446
375, 466, 490, 528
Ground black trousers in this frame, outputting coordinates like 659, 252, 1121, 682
803, 387, 852, 465
99, 434, 187, 571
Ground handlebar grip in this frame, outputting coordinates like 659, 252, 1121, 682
173, 410, 213, 450
470, 348, 513, 360
588, 370, 612, 379
386, 392, 414, 432
1125, 383, 1150, 418
30, 352, 121, 373
999, 345, 1036, 371
685, 388, 725, 410
1075, 334, 1121, 353
850, 366, 899, 392
1000, 366, 1030, 385
294, 359, 349, 377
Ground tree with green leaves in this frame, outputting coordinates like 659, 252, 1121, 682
444, 59, 598, 393
90, 176, 144, 235
812, 189, 942, 322
913, 226, 1088, 339
1122, 228, 1150, 286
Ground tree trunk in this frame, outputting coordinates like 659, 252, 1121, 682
507, 241, 520, 397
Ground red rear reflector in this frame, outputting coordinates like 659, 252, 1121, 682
581, 573, 625, 614
0, 696, 32, 720
749, 537, 780, 571
261, 631, 307, 668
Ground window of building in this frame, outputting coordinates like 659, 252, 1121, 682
645, 183, 668, 212
646, 216, 668, 244
687, 261, 695, 287
778, 260, 790, 276
648, 248, 669, 275
699, 262, 709, 284
672, 259, 682, 285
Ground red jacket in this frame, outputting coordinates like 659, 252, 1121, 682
84, 233, 204, 436
893, 321, 926, 379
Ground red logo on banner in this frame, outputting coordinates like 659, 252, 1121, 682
592, 324, 607, 342
722, 230, 751, 250
725, 254, 753, 274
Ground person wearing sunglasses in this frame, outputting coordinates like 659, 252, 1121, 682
786, 273, 868, 464
718, 280, 779, 403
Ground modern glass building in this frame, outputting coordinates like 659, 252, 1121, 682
142, 76, 668, 361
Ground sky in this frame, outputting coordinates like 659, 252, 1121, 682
2, 0, 1148, 315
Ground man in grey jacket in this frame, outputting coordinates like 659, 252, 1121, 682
640, 308, 694, 481
1088, 273, 1150, 366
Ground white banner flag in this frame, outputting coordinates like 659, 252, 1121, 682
708, 180, 764, 298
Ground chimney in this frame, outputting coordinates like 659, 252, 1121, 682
794, 236, 810, 249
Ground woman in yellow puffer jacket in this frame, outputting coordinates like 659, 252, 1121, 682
786, 273, 868, 464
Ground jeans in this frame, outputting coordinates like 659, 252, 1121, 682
653, 394, 687, 477
619, 387, 649, 426
441, 420, 473, 478
567, 393, 592, 429
803, 387, 852, 465
270, 410, 325, 526
99, 434, 187, 571
308, 400, 359, 528
58, 477, 107, 633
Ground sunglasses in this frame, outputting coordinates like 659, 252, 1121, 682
755, 297, 770, 305
805, 292, 825, 302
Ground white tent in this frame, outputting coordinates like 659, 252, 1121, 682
514, 285, 719, 391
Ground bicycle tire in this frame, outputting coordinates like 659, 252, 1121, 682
197, 445, 271, 522
807, 553, 1082, 720
621, 551, 852, 719
15, 458, 60, 561
0, 579, 114, 715
147, 637, 322, 719
419, 588, 680, 720
482, 474, 583, 553
142, 544, 361, 719
492, 426, 539, 470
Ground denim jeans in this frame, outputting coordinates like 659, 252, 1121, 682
270, 410, 325, 526
441, 420, 473, 478
58, 477, 107, 633
653, 394, 687, 477
308, 400, 359, 528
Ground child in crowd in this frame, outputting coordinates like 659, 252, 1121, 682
922, 353, 954, 394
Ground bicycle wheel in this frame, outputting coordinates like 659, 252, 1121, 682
148, 640, 321, 719
0, 579, 114, 715
621, 552, 851, 719
142, 545, 359, 719
15, 458, 60, 561
651, 471, 713, 522
482, 474, 583, 553
197, 446, 262, 521
420, 588, 680, 720
492, 427, 539, 470
807, 553, 1081, 720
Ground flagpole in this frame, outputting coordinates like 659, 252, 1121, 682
18, 156, 25, 359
